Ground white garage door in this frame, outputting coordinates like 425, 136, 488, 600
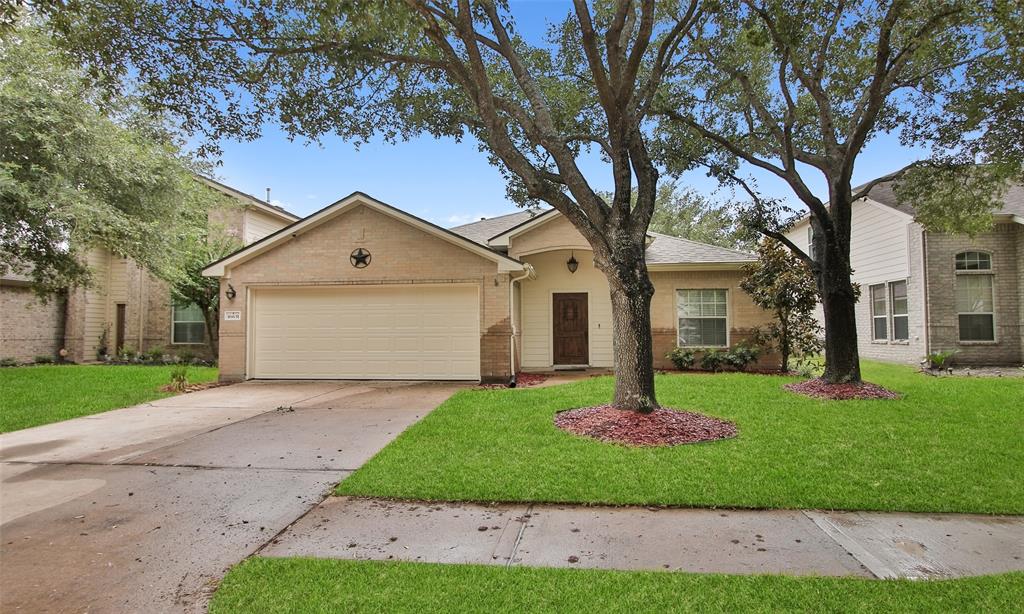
250, 285, 480, 380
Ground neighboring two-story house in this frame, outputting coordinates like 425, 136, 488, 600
785, 175, 1023, 367
0, 178, 298, 363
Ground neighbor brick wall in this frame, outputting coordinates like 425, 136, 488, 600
218, 202, 513, 382
924, 223, 1021, 365
0, 284, 65, 362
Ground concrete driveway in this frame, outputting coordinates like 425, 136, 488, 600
0, 380, 461, 613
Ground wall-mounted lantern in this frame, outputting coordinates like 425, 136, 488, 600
566, 252, 579, 274
225, 284, 237, 300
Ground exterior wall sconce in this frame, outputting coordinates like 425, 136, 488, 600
566, 252, 579, 274
225, 284, 237, 300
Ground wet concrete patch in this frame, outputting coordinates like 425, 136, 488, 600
512, 505, 871, 576
129, 405, 430, 471
804, 510, 1024, 579
260, 496, 528, 565
0, 463, 343, 613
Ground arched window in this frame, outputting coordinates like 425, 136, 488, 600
955, 251, 992, 271
954, 252, 994, 341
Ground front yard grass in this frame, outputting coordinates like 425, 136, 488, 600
338, 361, 1024, 514
210, 558, 1024, 613
0, 364, 218, 433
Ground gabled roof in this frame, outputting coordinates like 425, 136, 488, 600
198, 176, 301, 222
861, 176, 1024, 220
202, 192, 524, 277
645, 232, 755, 267
450, 207, 754, 267
449, 210, 544, 244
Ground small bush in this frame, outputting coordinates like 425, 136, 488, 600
700, 348, 727, 372
0, 357, 19, 367
925, 349, 958, 370
666, 347, 697, 370
794, 356, 824, 378
169, 365, 189, 392
176, 349, 196, 364
724, 344, 760, 371
119, 346, 137, 362
33, 355, 55, 364
144, 345, 165, 362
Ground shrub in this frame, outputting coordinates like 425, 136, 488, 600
700, 348, 727, 372
144, 345, 165, 362
119, 346, 138, 362
176, 349, 196, 364
169, 365, 189, 392
724, 344, 760, 371
0, 357, 19, 367
925, 349, 959, 370
666, 347, 697, 370
33, 355, 55, 364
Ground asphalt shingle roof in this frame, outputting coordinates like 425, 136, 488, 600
450, 213, 754, 265
860, 175, 1024, 218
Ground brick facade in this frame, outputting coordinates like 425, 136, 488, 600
217, 202, 512, 383
924, 222, 1022, 365
0, 284, 65, 362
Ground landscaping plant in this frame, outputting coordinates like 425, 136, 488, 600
925, 349, 959, 370
740, 239, 822, 372
169, 365, 189, 393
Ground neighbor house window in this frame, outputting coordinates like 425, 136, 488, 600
890, 280, 909, 341
955, 252, 994, 341
677, 289, 728, 347
172, 303, 205, 344
870, 284, 887, 341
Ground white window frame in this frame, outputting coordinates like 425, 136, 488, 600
171, 303, 206, 345
954, 252, 996, 343
675, 288, 730, 348
889, 280, 909, 342
869, 283, 888, 342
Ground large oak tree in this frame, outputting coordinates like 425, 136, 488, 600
656, 0, 1022, 383
44, 0, 706, 411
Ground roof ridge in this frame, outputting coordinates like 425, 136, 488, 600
647, 231, 754, 257
449, 208, 538, 230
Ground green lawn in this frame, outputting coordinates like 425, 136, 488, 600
338, 361, 1024, 514
0, 364, 218, 432
210, 558, 1024, 614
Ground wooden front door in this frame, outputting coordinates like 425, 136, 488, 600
553, 293, 588, 365
115, 304, 126, 354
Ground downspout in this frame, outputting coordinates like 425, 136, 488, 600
508, 263, 536, 387
920, 229, 930, 357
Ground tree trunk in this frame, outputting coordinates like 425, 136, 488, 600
817, 245, 861, 384
601, 251, 659, 413
203, 306, 219, 359
778, 309, 790, 373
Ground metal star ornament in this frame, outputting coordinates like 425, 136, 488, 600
350, 247, 372, 268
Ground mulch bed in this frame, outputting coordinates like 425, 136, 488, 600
477, 372, 548, 390
554, 405, 737, 447
783, 378, 900, 400
159, 381, 228, 394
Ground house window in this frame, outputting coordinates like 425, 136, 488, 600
870, 284, 887, 340
955, 251, 992, 271
677, 289, 728, 347
890, 280, 909, 340
172, 303, 206, 344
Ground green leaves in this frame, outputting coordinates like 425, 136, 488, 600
0, 25, 218, 296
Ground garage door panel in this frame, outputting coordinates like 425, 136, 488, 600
251, 286, 480, 380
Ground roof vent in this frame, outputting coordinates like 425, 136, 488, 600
480, 216, 487, 221
265, 187, 271, 203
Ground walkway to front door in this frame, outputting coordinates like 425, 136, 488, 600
553, 292, 588, 365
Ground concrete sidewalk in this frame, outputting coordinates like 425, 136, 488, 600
262, 497, 1024, 580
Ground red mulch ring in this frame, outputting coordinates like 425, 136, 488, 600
554, 405, 737, 447
783, 378, 900, 400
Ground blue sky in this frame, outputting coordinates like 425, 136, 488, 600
210, 1, 928, 226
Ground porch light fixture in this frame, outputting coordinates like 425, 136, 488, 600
225, 284, 237, 300
566, 252, 579, 274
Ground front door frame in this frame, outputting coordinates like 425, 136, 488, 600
551, 291, 590, 367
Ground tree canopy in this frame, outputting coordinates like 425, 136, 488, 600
0, 24, 219, 295
647, 182, 749, 250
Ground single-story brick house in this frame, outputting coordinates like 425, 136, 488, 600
785, 175, 1023, 366
203, 192, 773, 383
0, 178, 298, 363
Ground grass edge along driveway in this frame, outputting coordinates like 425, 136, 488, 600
210, 558, 1024, 614
337, 361, 1024, 514
0, 364, 219, 432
